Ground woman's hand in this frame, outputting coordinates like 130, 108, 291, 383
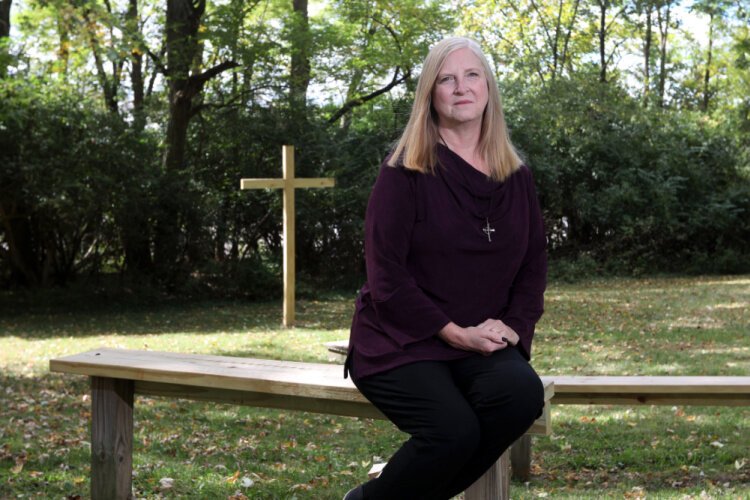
438, 321, 510, 355
477, 318, 520, 346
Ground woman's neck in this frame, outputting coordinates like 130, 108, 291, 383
438, 124, 489, 175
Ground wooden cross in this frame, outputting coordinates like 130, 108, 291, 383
240, 145, 335, 327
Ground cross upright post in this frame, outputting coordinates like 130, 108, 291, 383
240, 145, 335, 327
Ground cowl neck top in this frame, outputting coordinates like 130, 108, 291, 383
346, 147, 548, 379
436, 142, 513, 227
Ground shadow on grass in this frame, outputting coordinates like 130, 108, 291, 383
0, 296, 354, 340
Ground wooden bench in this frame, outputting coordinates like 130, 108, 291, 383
510, 374, 750, 480
326, 341, 750, 480
49, 348, 554, 500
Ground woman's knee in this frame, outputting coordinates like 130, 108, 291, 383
508, 366, 545, 420
470, 362, 544, 422
420, 410, 481, 459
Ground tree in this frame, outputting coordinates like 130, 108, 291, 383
289, 0, 310, 122
632, 0, 656, 104
0, 0, 11, 77
153, 0, 238, 277
319, 0, 453, 127
655, 0, 676, 107
690, 0, 733, 112
460, 0, 584, 85
590, 0, 629, 83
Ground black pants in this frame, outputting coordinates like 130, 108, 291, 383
351, 347, 544, 500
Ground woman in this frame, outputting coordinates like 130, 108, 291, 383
344, 36, 547, 500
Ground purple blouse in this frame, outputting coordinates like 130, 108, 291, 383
347, 144, 547, 379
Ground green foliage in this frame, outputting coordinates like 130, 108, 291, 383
1, 0, 749, 291
0, 78, 161, 286
505, 74, 750, 275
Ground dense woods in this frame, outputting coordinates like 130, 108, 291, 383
1, 0, 748, 293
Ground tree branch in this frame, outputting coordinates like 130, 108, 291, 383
145, 44, 168, 75
327, 67, 410, 124
192, 59, 240, 90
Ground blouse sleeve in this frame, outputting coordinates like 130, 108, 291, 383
502, 166, 548, 360
364, 163, 452, 348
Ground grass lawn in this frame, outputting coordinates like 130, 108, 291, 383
1, 275, 748, 499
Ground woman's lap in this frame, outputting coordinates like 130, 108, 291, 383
350, 348, 544, 499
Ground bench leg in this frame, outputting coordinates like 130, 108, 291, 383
91, 376, 134, 500
510, 434, 532, 482
464, 448, 510, 500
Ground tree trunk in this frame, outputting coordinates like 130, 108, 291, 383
0, 0, 9, 38
560, 0, 580, 80
290, 0, 310, 123
82, 6, 120, 113
154, 0, 237, 278
702, 13, 713, 112
0, 202, 41, 287
643, 2, 652, 106
0, 0, 11, 77
162, 0, 205, 172
128, 0, 144, 124
599, 1, 607, 83
154, 0, 205, 275
106, 0, 152, 278
657, 2, 671, 108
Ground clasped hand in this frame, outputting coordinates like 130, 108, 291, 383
438, 319, 519, 356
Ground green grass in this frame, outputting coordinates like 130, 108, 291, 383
1, 275, 748, 499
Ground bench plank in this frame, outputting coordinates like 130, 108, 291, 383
328, 341, 750, 406
51, 348, 553, 434
134, 380, 387, 420
50, 348, 359, 400
541, 375, 750, 406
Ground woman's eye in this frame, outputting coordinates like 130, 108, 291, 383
439, 76, 454, 84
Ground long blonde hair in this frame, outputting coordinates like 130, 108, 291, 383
387, 37, 523, 182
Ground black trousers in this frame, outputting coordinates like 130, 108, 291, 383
351, 347, 544, 500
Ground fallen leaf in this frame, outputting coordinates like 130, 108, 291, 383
227, 470, 240, 484
159, 477, 174, 491
290, 483, 313, 491
240, 476, 254, 488
710, 441, 724, 448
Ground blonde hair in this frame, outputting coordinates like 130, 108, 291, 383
387, 37, 523, 182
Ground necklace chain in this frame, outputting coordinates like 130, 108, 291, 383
438, 136, 495, 243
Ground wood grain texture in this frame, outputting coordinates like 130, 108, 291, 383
540, 375, 750, 406
91, 377, 133, 500
510, 434, 532, 481
465, 448, 510, 500
542, 375, 750, 394
50, 348, 553, 434
134, 380, 387, 419
239, 145, 335, 327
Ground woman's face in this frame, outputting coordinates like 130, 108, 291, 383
431, 47, 489, 128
